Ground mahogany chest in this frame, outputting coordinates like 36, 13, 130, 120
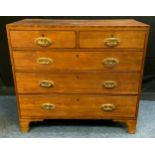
6, 19, 149, 133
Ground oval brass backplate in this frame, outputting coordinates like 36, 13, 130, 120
104, 37, 120, 47
35, 37, 52, 47
37, 57, 54, 65
102, 58, 119, 68
39, 80, 54, 88
102, 80, 117, 89
41, 103, 55, 110
101, 103, 116, 112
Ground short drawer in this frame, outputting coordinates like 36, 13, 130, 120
19, 94, 137, 118
79, 31, 146, 49
16, 72, 140, 94
13, 51, 143, 72
9, 31, 76, 49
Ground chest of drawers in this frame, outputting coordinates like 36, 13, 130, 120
6, 19, 149, 133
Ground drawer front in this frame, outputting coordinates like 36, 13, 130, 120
19, 95, 137, 118
16, 72, 140, 94
13, 51, 143, 72
9, 31, 76, 49
80, 31, 146, 49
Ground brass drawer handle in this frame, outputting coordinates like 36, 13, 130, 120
102, 80, 117, 89
101, 104, 116, 112
104, 37, 120, 47
35, 37, 52, 47
41, 103, 55, 110
39, 80, 54, 88
102, 58, 119, 68
37, 57, 54, 65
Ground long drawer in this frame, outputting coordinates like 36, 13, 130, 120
16, 72, 140, 94
9, 31, 76, 49
80, 31, 146, 49
13, 51, 143, 72
19, 95, 137, 118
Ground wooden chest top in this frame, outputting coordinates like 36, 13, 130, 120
7, 19, 149, 28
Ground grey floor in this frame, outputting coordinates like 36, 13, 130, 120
0, 96, 155, 138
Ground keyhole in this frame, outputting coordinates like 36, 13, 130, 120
75, 54, 79, 58
76, 98, 79, 102
76, 75, 79, 79
41, 34, 45, 37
